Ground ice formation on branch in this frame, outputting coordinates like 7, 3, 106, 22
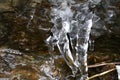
46, 0, 100, 79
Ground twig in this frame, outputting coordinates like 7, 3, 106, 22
88, 62, 120, 68
88, 68, 116, 80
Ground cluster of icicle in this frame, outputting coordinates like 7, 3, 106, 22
46, 0, 101, 79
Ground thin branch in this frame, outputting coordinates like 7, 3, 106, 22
88, 62, 120, 68
88, 68, 116, 80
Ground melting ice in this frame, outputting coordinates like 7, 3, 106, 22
46, 0, 99, 79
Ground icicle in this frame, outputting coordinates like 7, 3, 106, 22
46, 0, 94, 79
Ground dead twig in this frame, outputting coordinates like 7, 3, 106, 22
88, 62, 120, 68
88, 68, 116, 80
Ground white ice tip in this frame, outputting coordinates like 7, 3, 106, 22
63, 21, 70, 32
116, 65, 120, 80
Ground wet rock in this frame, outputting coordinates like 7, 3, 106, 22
10, 65, 40, 80
0, 0, 52, 52
40, 60, 61, 80
0, 48, 34, 74
93, 0, 120, 35
0, 0, 11, 10
91, 19, 107, 39
0, 23, 9, 45
94, 34, 120, 53
0, 56, 11, 73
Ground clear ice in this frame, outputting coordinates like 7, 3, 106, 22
46, 0, 98, 79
